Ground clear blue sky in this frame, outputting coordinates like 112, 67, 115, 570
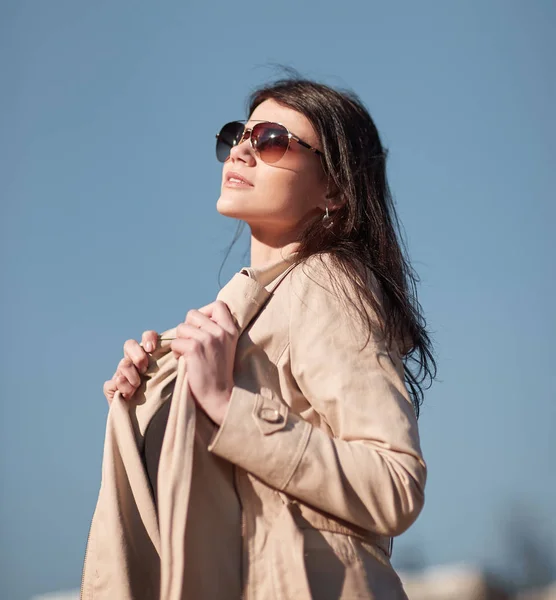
1, 1, 555, 598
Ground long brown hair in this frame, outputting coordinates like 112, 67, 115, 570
221, 76, 437, 417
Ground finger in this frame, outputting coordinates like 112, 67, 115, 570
171, 337, 201, 359
103, 379, 117, 405
117, 357, 142, 388
123, 339, 150, 375
176, 322, 212, 343
199, 301, 237, 336
115, 373, 137, 399
196, 302, 216, 318
141, 330, 159, 354
184, 309, 221, 337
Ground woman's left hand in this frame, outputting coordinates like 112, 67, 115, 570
171, 300, 239, 426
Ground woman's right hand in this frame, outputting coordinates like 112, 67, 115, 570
103, 330, 159, 405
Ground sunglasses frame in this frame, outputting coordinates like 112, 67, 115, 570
215, 120, 324, 164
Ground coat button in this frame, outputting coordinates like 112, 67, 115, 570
259, 408, 282, 423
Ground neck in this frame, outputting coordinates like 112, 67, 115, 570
249, 227, 301, 269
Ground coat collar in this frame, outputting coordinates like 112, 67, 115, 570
216, 251, 298, 332
239, 251, 299, 287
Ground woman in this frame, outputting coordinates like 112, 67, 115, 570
84, 77, 436, 600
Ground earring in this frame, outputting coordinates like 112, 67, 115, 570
322, 205, 334, 229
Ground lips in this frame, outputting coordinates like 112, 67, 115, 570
225, 171, 254, 187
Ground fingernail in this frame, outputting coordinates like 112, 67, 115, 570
145, 341, 154, 353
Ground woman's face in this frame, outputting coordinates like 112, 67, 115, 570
216, 99, 330, 239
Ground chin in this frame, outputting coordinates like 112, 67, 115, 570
216, 194, 249, 219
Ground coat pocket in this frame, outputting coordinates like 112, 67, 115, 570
303, 529, 407, 600
303, 529, 368, 598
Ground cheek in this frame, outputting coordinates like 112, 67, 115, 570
217, 162, 325, 223
287, 168, 326, 212
261, 172, 320, 218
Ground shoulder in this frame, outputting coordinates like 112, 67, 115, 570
289, 252, 352, 296
287, 252, 385, 331
291, 252, 381, 292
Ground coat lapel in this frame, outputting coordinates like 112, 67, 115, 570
157, 270, 276, 600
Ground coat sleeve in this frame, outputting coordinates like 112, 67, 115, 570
208, 257, 427, 537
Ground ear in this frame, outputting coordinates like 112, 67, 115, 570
317, 176, 345, 213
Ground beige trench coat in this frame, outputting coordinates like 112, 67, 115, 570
81, 252, 426, 600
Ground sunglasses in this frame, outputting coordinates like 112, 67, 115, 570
215, 120, 324, 165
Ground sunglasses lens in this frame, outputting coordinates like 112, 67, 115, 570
216, 121, 245, 162
252, 123, 289, 164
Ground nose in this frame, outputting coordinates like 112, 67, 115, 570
229, 131, 257, 166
